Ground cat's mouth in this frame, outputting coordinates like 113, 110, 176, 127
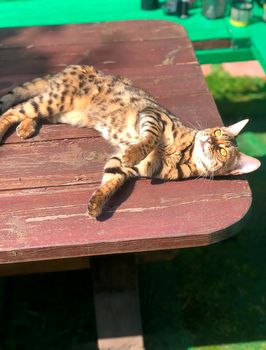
199, 139, 211, 155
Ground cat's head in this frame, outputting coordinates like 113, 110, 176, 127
192, 119, 260, 177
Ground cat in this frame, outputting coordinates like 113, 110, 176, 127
0, 65, 260, 218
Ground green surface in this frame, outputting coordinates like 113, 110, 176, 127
0, 0, 266, 70
0, 0, 262, 40
0, 67, 266, 349
190, 342, 266, 350
196, 47, 254, 65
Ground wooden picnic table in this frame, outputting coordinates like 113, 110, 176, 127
0, 20, 252, 349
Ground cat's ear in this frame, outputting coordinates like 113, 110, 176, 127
229, 152, 261, 175
226, 119, 249, 136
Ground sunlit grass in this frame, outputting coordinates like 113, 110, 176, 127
206, 65, 266, 103
189, 341, 266, 350
206, 65, 266, 159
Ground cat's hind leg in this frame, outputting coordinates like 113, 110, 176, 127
88, 155, 139, 218
122, 107, 165, 167
0, 70, 80, 142
0, 75, 51, 114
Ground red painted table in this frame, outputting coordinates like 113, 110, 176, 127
0, 21, 252, 349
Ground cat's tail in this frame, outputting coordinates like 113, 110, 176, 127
0, 75, 51, 114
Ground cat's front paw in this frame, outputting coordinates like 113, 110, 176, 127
87, 195, 103, 218
16, 119, 37, 139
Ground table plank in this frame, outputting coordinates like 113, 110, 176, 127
0, 178, 251, 264
0, 20, 252, 263
0, 138, 112, 190
0, 63, 208, 98
0, 22, 189, 47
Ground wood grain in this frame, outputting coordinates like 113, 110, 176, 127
0, 21, 252, 264
0, 178, 251, 263
0, 21, 189, 47
193, 39, 231, 50
92, 255, 144, 350
0, 138, 113, 190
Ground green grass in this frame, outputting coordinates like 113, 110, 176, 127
0, 66, 266, 350
207, 66, 266, 103
206, 66, 266, 162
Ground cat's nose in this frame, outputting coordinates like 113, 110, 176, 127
199, 134, 210, 143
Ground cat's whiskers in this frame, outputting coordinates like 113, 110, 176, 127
195, 119, 204, 131
209, 171, 215, 181
185, 120, 200, 131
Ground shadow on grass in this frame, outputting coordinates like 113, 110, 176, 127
0, 270, 98, 350
215, 98, 266, 133
140, 163, 266, 350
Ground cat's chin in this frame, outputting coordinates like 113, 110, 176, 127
199, 140, 210, 154
191, 147, 212, 176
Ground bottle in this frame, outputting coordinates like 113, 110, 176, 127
162, 0, 179, 15
230, 0, 253, 27
141, 0, 159, 10
202, 0, 227, 19
177, 0, 190, 18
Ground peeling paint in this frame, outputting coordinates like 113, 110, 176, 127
25, 212, 86, 222
162, 48, 180, 65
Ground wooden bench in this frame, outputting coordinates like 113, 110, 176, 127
0, 21, 252, 349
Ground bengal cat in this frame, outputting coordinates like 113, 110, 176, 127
0, 65, 260, 218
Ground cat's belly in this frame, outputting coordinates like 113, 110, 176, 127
94, 120, 139, 147
57, 110, 93, 128
94, 123, 110, 140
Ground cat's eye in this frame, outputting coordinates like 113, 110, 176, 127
219, 148, 227, 157
214, 129, 222, 137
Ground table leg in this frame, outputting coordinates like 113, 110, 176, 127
91, 254, 145, 350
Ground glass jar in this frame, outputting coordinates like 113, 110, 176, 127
202, 0, 228, 19
230, 0, 253, 27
